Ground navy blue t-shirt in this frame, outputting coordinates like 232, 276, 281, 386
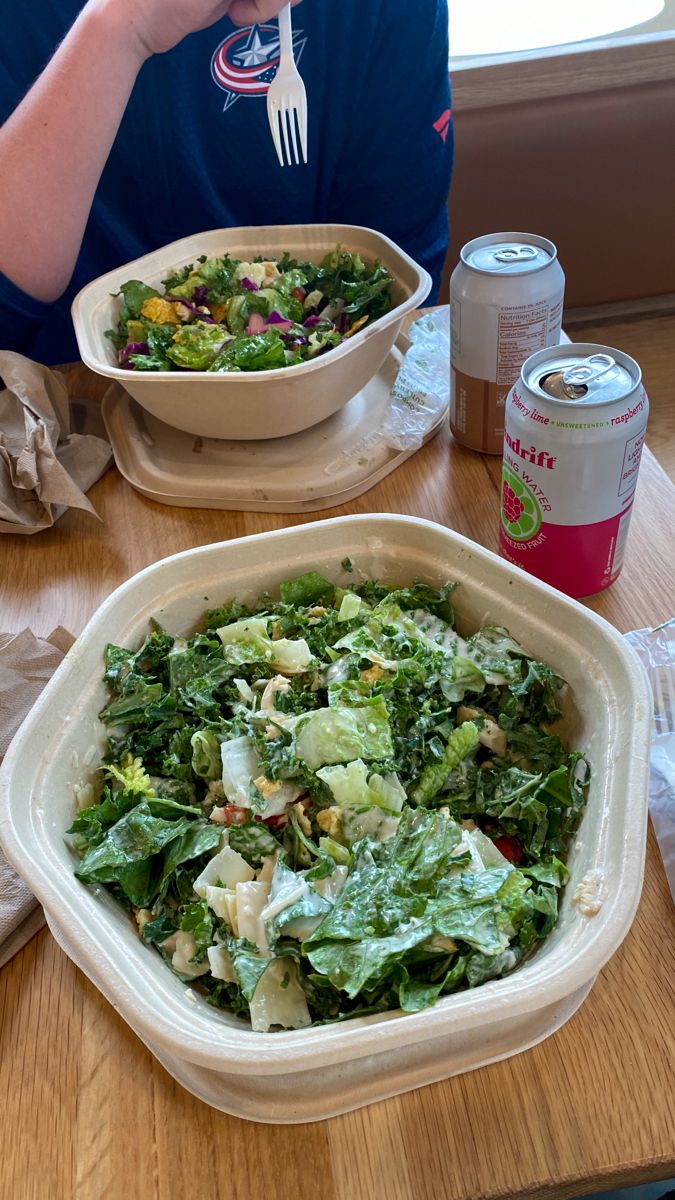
0, 1, 453, 363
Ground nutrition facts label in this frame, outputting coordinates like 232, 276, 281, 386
618, 430, 645, 498
496, 303, 551, 385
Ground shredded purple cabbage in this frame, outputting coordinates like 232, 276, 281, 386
268, 310, 293, 330
192, 284, 209, 306
171, 298, 215, 323
119, 341, 149, 366
241, 276, 258, 292
303, 314, 323, 328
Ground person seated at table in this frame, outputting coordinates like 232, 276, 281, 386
0, 0, 453, 365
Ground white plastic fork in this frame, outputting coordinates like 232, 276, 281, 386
266, 3, 308, 167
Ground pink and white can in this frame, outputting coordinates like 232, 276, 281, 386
499, 343, 648, 598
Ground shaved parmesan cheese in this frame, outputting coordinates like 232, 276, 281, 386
261, 860, 332, 941
204, 885, 236, 922
215, 890, 239, 934
262, 877, 309, 923
170, 931, 210, 978
236, 880, 272, 954
260, 674, 291, 714
248, 957, 312, 1033
207, 945, 237, 983
233, 677, 255, 705
256, 854, 280, 884
311, 865, 348, 903
193, 845, 255, 896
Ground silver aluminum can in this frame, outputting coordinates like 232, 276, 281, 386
450, 232, 565, 454
499, 343, 649, 598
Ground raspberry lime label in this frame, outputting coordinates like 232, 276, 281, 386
499, 343, 648, 598
501, 464, 542, 541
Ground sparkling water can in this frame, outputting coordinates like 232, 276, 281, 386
499, 343, 648, 598
450, 232, 565, 454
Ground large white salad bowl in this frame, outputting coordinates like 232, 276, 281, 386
0, 515, 651, 1121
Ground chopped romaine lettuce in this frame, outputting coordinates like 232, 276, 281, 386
110, 245, 393, 372
293, 699, 393, 769
68, 570, 589, 1031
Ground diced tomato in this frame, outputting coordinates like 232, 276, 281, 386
492, 835, 523, 864
262, 795, 308, 831
263, 812, 289, 830
291, 286, 306, 300
219, 805, 250, 826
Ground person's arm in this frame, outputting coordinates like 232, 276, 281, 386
0, 0, 299, 304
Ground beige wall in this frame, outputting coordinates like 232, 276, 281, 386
443, 79, 675, 309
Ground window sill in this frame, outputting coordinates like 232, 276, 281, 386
450, 29, 675, 110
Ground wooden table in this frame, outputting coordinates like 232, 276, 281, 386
1, 364, 674, 1200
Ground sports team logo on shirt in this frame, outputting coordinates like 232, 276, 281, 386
433, 109, 452, 143
211, 23, 307, 111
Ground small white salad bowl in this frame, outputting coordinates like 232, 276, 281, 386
71, 224, 431, 440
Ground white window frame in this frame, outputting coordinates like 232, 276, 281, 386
450, 26, 675, 111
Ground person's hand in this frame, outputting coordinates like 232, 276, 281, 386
101, 0, 232, 59
227, 0, 302, 27
104, 0, 304, 62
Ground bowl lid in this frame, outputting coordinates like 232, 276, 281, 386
101, 338, 448, 512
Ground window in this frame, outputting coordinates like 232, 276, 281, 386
448, 0, 675, 110
450, 0, 666, 59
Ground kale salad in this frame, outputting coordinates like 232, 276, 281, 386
106, 246, 393, 373
68, 570, 589, 1033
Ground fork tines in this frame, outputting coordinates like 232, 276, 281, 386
268, 98, 307, 168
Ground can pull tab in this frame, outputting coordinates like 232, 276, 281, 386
562, 354, 615, 388
494, 245, 538, 264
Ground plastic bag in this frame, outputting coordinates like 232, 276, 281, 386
625, 619, 675, 902
381, 308, 450, 452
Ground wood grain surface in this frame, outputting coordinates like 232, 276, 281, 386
567, 311, 675, 484
1, 363, 674, 1200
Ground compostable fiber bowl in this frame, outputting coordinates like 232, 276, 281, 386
71, 225, 432, 439
0, 515, 651, 1122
